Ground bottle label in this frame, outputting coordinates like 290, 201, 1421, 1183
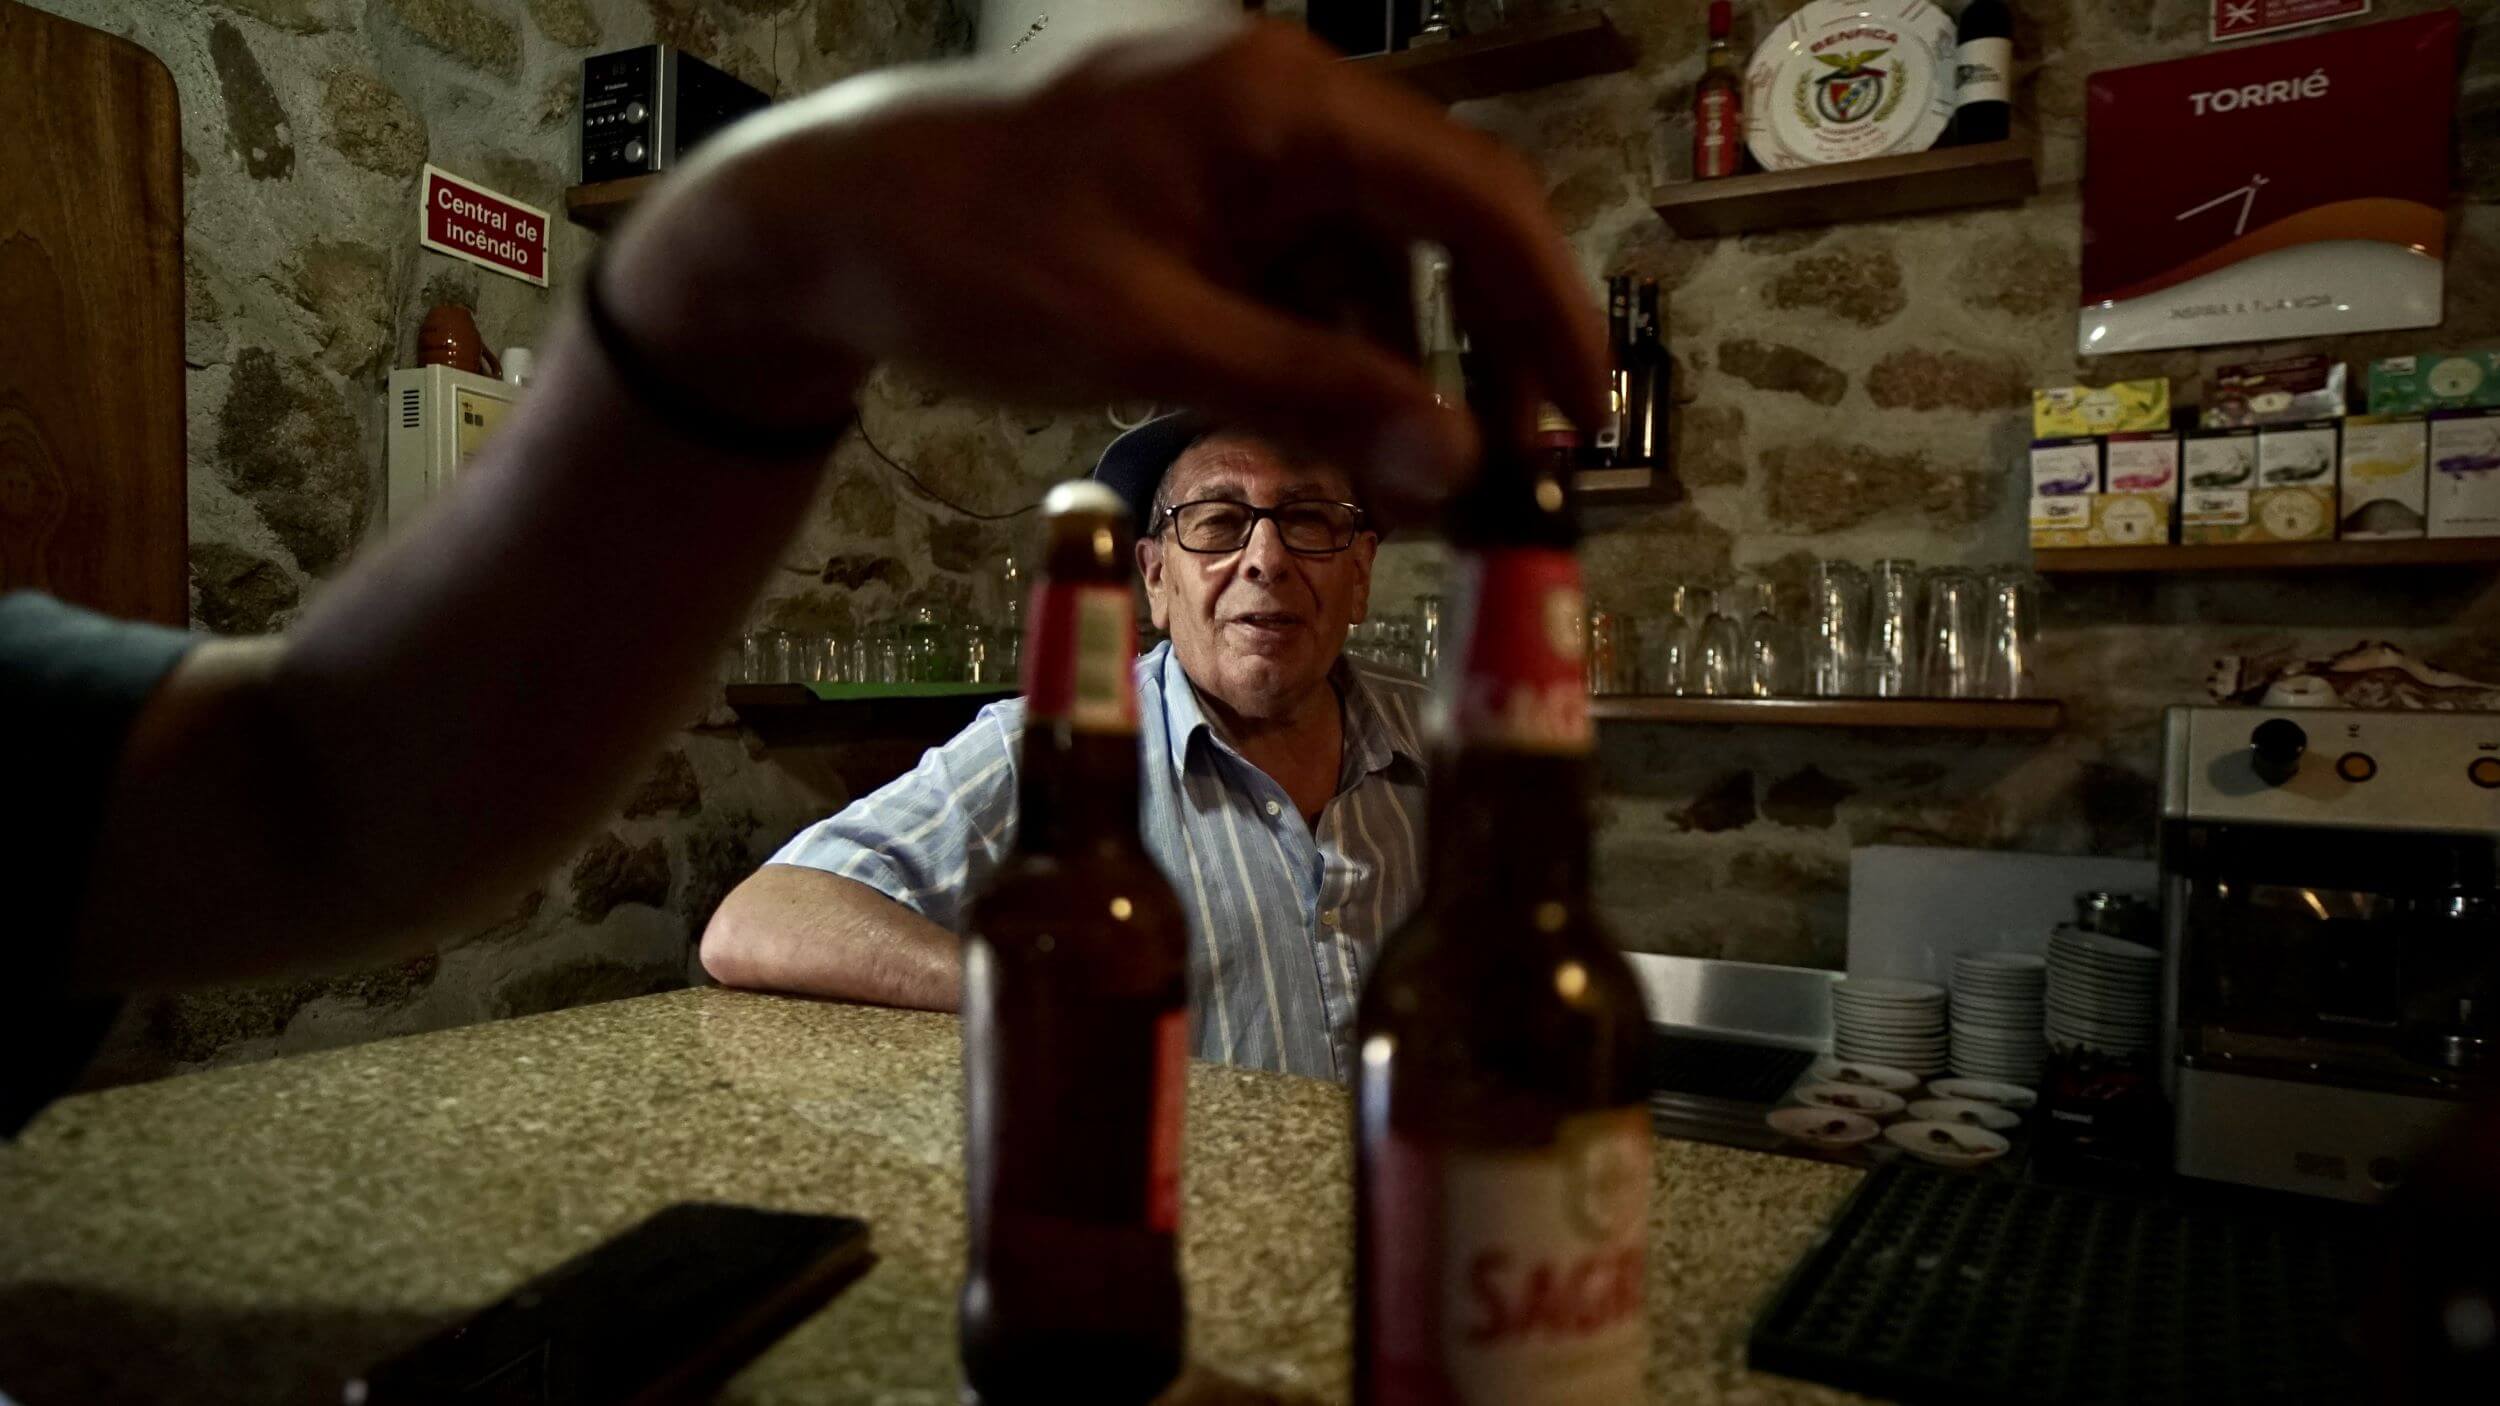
1444, 549, 1592, 755
1366, 1108, 1652, 1405
1956, 37, 2012, 105
1022, 582, 1137, 732
1149, 1007, 1187, 1233
1694, 88, 1742, 178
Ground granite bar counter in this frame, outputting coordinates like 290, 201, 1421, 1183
0, 988, 1869, 1404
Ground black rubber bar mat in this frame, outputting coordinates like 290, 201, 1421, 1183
1747, 1162, 2373, 1406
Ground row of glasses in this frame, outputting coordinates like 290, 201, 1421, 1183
1343, 595, 1444, 680
732, 609, 1021, 688
1593, 564, 2039, 700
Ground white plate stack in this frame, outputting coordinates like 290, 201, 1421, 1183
1829, 978, 1949, 1077
1948, 952, 2048, 1085
2044, 928, 2163, 1059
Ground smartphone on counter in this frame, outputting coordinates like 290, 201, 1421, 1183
346, 1202, 875, 1406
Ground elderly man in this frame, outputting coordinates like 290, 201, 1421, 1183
701, 415, 1428, 1079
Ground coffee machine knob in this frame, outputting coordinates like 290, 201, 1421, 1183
622, 139, 647, 165
2250, 718, 2307, 786
624, 101, 649, 124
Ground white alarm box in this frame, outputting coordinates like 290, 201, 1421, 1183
385, 365, 521, 530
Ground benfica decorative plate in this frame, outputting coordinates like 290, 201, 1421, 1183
1744, 0, 1958, 170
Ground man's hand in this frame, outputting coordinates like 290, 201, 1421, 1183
605, 20, 1606, 517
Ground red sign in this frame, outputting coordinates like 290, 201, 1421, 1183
2079, 10, 2454, 356
418, 165, 549, 286
2212, 0, 2369, 43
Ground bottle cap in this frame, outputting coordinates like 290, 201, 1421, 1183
1709, 1, 1731, 36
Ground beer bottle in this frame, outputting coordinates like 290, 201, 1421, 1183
960, 480, 1190, 1403
1353, 434, 1654, 1404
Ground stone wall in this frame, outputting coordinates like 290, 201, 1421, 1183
1361, 0, 2500, 967
43, 0, 1023, 1084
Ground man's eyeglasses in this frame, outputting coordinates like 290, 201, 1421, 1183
1155, 499, 1368, 555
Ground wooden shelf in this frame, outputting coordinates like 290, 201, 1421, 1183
2035, 538, 2500, 575
724, 683, 1011, 742
1589, 695, 2064, 732
1355, 10, 1634, 104
1650, 124, 2039, 239
564, 173, 659, 232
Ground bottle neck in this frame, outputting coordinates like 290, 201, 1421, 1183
1016, 579, 1144, 855
1426, 543, 1595, 909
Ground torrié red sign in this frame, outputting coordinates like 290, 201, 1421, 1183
2080, 10, 2454, 356
2211, 0, 2369, 44
418, 165, 549, 286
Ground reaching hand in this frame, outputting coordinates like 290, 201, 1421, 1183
603, 20, 1606, 516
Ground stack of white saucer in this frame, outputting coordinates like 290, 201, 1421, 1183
1829, 978, 1949, 1076
2044, 927, 2162, 1058
1948, 952, 2048, 1085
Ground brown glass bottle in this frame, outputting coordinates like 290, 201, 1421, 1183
960, 480, 1190, 1404
1353, 442, 1654, 1405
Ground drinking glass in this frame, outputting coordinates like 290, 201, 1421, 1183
1740, 578, 1795, 698
1982, 567, 2041, 699
1866, 559, 1920, 699
1585, 609, 1624, 695
1919, 569, 1983, 699
1415, 594, 1443, 681
798, 634, 830, 685
870, 619, 903, 684
962, 623, 997, 685
991, 553, 1024, 678
738, 632, 770, 684
1642, 612, 1693, 697
1694, 588, 1743, 697
1804, 561, 1866, 698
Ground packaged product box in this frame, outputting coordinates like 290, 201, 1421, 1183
2338, 415, 2428, 541
2033, 380, 2170, 438
2087, 492, 2171, 547
2029, 437, 2101, 497
2368, 352, 2500, 415
2029, 495, 2091, 549
2202, 356, 2347, 428
2428, 407, 2500, 539
2182, 428, 2257, 494
2102, 433, 2180, 501
2180, 489, 2250, 545
2256, 420, 2340, 489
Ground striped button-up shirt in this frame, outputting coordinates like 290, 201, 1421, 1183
770, 640, 1430, 1081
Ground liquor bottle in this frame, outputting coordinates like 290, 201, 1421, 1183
1949, 0, 2012, 146
1354, 435, 1654, 1406
1595, 274, 1630, 466
1693, 0, 1744, 179
1622, 279, 1668, 468
1420, 250, 1468, 411
960, 480, 1189, 1404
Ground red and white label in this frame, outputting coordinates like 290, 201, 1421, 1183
419, 165, 549, 286
1366, 1107, 1652, 1404
1149, 1008, 1188, 1233
1694, 89, 1741, 178
1021, 583, 1137, 732
1445, 549, 1591, 755
2211, 0, 2368, 43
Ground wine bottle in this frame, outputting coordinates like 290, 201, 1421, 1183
1623, 280, 1668, 469
1693, 1, 1743, 179
1594, 274, 1629, 467
1950, 0, 2012, 146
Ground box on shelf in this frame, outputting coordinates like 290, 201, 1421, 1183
2428, 408, 2500, 540
2102, 432, 2179, 501
2029, 437, 2102, 497
2180, 489, 2250, 544
2033, 380, 2170, 438
2032, 493, 2173, 549
2368, 352, 2500, 415
2182, 428, 2257, 494
2339, 415, 2429, 541
2202, 356, 2347, 428
2181, 486, 2332, 545
2256, 420, 2339, 489
2029, 495, 2091, 548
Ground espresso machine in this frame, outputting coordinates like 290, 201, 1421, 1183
2163, 705, 2500, 1203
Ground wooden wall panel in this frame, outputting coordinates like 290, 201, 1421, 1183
0, 0, 186, 624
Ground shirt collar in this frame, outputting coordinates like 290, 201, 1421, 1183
1155, 640, 1424, 792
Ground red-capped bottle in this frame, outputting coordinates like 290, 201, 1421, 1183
960, 480, 1189, 1404
1353, 438, 1654, 1404
1694, 1, 1744, 179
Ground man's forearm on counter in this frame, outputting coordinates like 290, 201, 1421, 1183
701, 864, 964, 1012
